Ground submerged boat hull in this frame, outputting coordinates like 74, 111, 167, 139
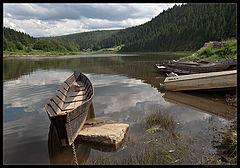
164, 70, 237, 91
45, 71, 94, 146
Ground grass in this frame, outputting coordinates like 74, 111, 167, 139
3, 44, 193, 58
145, 110, 175, 132
117, 50, 194, 56
85, 144, 188, 165
179, 39, 237, 62
202, 123, 237, 165
220, 124, 237, 158
3, 45, 124, 57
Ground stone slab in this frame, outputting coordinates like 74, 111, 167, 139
77, 118, 129, 148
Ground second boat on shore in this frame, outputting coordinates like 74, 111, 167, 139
163, 70, 237, 91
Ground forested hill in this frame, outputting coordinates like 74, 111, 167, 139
3, 3, 236, 53
3, 27, 36, 51
3, 27, 121, 52
43, 29, 121, 50
100, 3, 236, 52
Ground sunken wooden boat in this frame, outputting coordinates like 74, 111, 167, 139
156, 58, 236, 75
164, 70, 237, 91
45, 71, 94, 146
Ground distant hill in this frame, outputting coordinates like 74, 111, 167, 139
45, 29, 121, 50
3, 3, 236, 53
98, 3, 236, 52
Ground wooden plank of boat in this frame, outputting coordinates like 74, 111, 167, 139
164, 70, 237, 91
45, 71, 94, 146
156, 59, 237, 75
167, 62, 235, 73
163, 91, 236, 120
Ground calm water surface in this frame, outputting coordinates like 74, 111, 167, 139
3, 54, 236, 164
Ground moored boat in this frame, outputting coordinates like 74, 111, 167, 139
156, 58, 236, 75
163, 70, 237, 91
45, 71, 94, 146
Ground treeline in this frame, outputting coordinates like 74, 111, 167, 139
3, 27, 70, 52
3, 3, 236, 53
3, 27, 121, 52
50, 29, 121, 50
3, 27, 36, 52
97, 3, 236, 52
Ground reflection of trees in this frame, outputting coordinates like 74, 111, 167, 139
4, 54, 182, 91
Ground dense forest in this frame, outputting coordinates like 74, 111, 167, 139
100, 3, 236, 52
3, 3, 236, 53
3, 27, 36, 52
48, 29, 121, 51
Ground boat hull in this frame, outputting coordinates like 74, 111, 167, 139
164, 70, 237, 91
156, 59, 236, 75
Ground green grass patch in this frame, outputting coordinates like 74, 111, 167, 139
145, 110, 175, 132
117, 50, 193, 56
179, 39, 237, 62
220, 125, 237, 158
3, 45, 123, 57
180, 40, 237, 62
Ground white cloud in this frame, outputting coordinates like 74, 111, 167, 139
3, 70, 73, 113
3, 3, 181, 37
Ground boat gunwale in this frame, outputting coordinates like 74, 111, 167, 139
164, 70, 237, 83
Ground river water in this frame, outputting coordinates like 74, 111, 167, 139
3, 54, 236, 164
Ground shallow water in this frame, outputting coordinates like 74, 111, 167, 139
3, 54, 236, 164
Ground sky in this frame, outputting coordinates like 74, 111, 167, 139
3, 3, 182, 37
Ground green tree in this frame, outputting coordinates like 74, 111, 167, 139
16, 41, 24, 50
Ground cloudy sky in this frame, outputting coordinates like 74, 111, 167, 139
3, 3, 181, 37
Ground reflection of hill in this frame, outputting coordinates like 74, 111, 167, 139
4, 54, 182, 92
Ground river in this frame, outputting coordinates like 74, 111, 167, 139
3, 54, 236, 164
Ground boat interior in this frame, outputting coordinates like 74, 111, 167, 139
45, 72, 93, 117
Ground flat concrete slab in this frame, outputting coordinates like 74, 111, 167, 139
77, 118, 129, 149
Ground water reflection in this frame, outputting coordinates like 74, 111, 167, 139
3, 54, 179, 92
48, 102, 125, 164
48, 123, 91, 164
3, 54, 236, 164
163, 91, 236, 120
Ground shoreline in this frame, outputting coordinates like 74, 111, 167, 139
3, 51, 193, 58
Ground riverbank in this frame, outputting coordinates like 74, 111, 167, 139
3, 49, 118, 58
117, 51, 194, 56
3, 42, 194, 58
3, 45, 124, 57
3, 50, 194, 58
178, 39, 236, 62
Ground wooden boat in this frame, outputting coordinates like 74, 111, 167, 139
45, 71, 94, 146
164, 70, 237, 91
48, 103, 95, 164
156, 58, 236, 75
163, 91, 236, 120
